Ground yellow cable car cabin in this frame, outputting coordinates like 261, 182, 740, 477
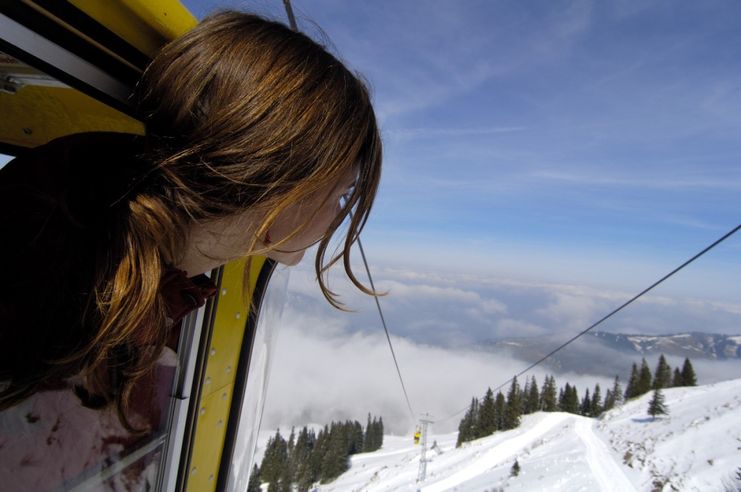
0, 2, 287, 490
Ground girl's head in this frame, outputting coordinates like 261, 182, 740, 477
134, 10, 382, 305
0, 11, 381, 426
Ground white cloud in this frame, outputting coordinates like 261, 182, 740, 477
261, 308, 614, 435
286, 258, 741, 347
259, 259, 741, 437
536, 292, 608, 329
480, 298, 509, 315
496, 319, 547, 338
377, 279, 482, 305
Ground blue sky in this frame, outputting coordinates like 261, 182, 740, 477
3, 1, 735, 301
179, 0, 741, 300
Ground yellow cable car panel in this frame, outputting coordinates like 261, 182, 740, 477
188, 257, 267, 492
69, 0, 197, 57
0, 83, 143, 148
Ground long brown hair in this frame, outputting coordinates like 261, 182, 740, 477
0, 11, 382, 428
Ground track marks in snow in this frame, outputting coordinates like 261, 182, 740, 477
574, 417, 635, 492
423, 413, 570, 492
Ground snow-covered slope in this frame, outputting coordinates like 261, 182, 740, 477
318, 379, 741, 491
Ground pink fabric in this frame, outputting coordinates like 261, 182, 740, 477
0, 359, 175, 491
0, 272, 217, 491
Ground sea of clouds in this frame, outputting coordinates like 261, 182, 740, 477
259, 260, 741, 434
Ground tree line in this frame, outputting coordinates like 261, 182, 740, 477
249, 414, 384, 491
457, 355, 697, 447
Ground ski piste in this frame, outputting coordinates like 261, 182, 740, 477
260, 378, 741, 491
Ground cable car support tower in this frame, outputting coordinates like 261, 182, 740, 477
416, 414, 434, 483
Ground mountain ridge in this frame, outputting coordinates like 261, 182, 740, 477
483, 331, 741, 359
474, 331, 741, 378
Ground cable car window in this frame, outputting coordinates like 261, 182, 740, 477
225, 265, 290, 491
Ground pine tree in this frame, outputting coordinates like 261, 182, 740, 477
653, 354, 672, 389
297, 467, 314, 492
294, 427, 316, 492
457, 397, 479, 446
320, 423, 349, 483
570, 385, 580, 414
541, 375, 558, 412
636, 358, 653, 396
672, 367, 683, 387
560, 384, 579, 414
591, 384, 602, 416
354, 421, 365, 454
285, 427, 297, 485
267, 478, 281, 492
525, 376, 539, 414
625, 363, 639, 399
363, 414, 374, 452
295, 428, 317, 491
288, 427, 296, 455
261, 434, 276, 484
604, 376, 622, 411
276, 466, 292, 492
341, 420, 353, 457
611, 375, 623, 407
681, 358, 697, 386
494, 392, 506, 430
361, 415, 384, 452
521, 379, 531, 415
247, 464, 261, 492
261, 430, 289, 486
376, 417, 385, 449
309, 426, 329, 482
510, 459, 520, 477
580, 388, 591, 416
648, 388, 668, 418
557, 385, 567, 411
503, 376, 522, 430
479, 389, 496, 437
604, 389, 613, 411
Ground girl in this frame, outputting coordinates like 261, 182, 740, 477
0, 11, 382, 430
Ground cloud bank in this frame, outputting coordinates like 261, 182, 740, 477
259, 261, 741, 434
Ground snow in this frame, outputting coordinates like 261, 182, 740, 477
597, 380, 741, 490
574, 418, 635, 492
424, 413, 571, 492
310, 378, 741, 491
729, 335, 741, 344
